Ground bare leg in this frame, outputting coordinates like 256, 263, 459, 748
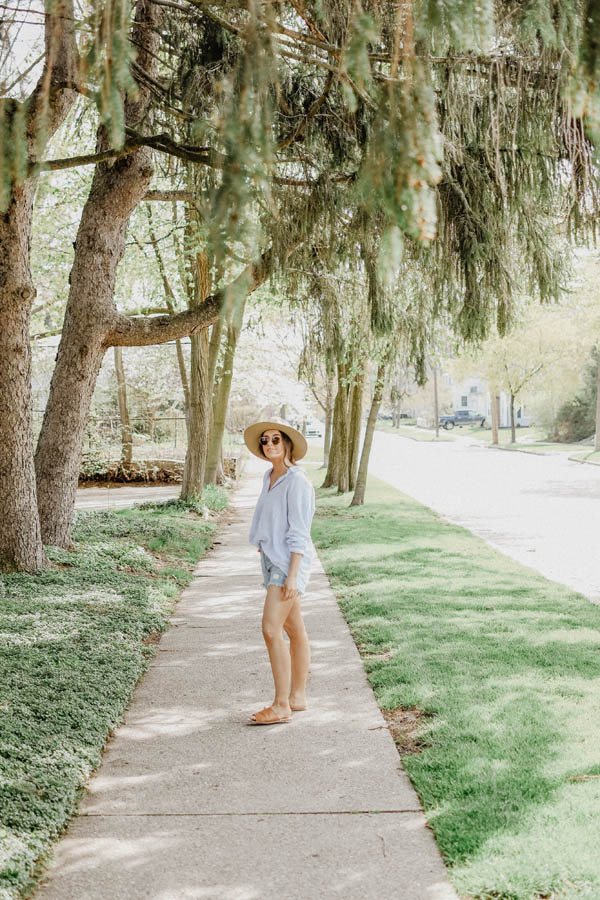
284, 597, 311, 708
259, 585, 295, 717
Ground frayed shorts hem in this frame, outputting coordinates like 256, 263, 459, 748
260, 548, 306, 594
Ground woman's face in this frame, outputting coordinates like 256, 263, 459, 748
261, 429, 286, 463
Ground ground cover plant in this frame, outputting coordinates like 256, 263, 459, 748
0, 488, 227, 900
308, 472, 600, 900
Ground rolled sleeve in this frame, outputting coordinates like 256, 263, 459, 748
286, 476, 315, 556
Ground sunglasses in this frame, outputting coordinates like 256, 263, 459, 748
260, 434, 282, 446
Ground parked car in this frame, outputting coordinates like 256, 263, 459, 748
439, 409, 486, 429
305, 422, 323, 438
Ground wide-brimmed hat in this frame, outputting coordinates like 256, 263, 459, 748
243, 417, 308, 462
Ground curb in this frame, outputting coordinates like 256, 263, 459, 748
568, 453, 600, 467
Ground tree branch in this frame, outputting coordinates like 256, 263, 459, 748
106, 249, 275, 347
145, 189, 196, 201
25, 0, 79, 156
38, 130, 356, 186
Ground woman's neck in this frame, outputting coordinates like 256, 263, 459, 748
271, 459, 289, 479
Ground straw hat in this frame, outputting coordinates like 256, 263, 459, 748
243, 417, 308, 462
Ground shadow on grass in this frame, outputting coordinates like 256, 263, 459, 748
311, 486, 600, 870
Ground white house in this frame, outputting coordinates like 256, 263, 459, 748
448, 374, 531, 427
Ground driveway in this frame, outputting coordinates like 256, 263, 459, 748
367, 431, 600, 604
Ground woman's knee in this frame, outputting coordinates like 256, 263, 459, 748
284, 608, 307, 641
262, 621, 284, 645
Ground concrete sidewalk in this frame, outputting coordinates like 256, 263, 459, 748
38, 470, 458, 900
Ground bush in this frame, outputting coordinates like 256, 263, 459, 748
136, 483, 229, 515
553, 347, 598, 442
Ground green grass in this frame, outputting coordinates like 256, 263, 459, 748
308, 471, 600, 900
0, 487, 228, 900
461, 426, 593, 456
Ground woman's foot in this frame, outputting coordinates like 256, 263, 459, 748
289, 694, 307, 711
250, 700, 291, 722
248, 705, 291, 725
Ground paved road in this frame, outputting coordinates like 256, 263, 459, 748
368, 432, 600, 605
38, 468, 457, 900
75, 484, 180, 511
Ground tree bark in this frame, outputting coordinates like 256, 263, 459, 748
0, 0, 77, 572
207, 317, 224, 402
0, 183, 46, 572
181, 328, 211, 497
114, 347, 133, 467
180, 202, 213, 497
595, 353, 600, 452
321, 413, 338, 488
322, 357, 348, 490
323, 370, 334, 468
351, 361, 386, 506
348, 364, 365, 492
204, 296, 246, 484
491, 392, 500, 445
322, 363, 348, 488
510, 393, 516, 443
35, 0, 162, 546
433, 366, 440, 438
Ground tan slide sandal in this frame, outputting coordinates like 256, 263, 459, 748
248, 706, 292, 725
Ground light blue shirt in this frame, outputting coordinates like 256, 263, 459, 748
249, 464, 316, 592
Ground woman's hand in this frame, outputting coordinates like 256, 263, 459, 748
283, 575, 298, 602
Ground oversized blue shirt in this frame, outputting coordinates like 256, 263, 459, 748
249, 464, 316, 591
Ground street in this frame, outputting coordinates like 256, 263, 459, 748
367, 431, 600, 604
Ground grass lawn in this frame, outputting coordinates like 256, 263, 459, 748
308, 471, 600, 900
0, 487, 228, 900
459, 426, 592, 457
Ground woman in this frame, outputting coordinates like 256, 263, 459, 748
243, 417, 316, 725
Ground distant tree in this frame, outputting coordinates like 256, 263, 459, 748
554, 347, 599, 443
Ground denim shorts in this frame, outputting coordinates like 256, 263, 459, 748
260, 549, 288, 590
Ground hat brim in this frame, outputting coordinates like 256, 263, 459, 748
243, 421, 308, 462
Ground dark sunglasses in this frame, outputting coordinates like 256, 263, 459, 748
260, 434, 281, 446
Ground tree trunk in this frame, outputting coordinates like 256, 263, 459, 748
348, 364, 366, 491
433, 366, 440, 438
321, 415, 338, 488
35, 0, 161, 547
0, 0, 77, 571
35, 145, 156, 546
114, 347, 133, 467
595, 353, 600, 452
323, 373, 334, 468
35, 150, 156, 546
322, 358, 349, 490
491, 393, 500, 445
181, 233, 212, 497
207, 317, 224, 400
0, 183, 46, 572
510, 393, 516, 444
181, 328, 211, 497
204, 296, 246, 484
351, 361, 386, 506
336, 361, 350, 493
